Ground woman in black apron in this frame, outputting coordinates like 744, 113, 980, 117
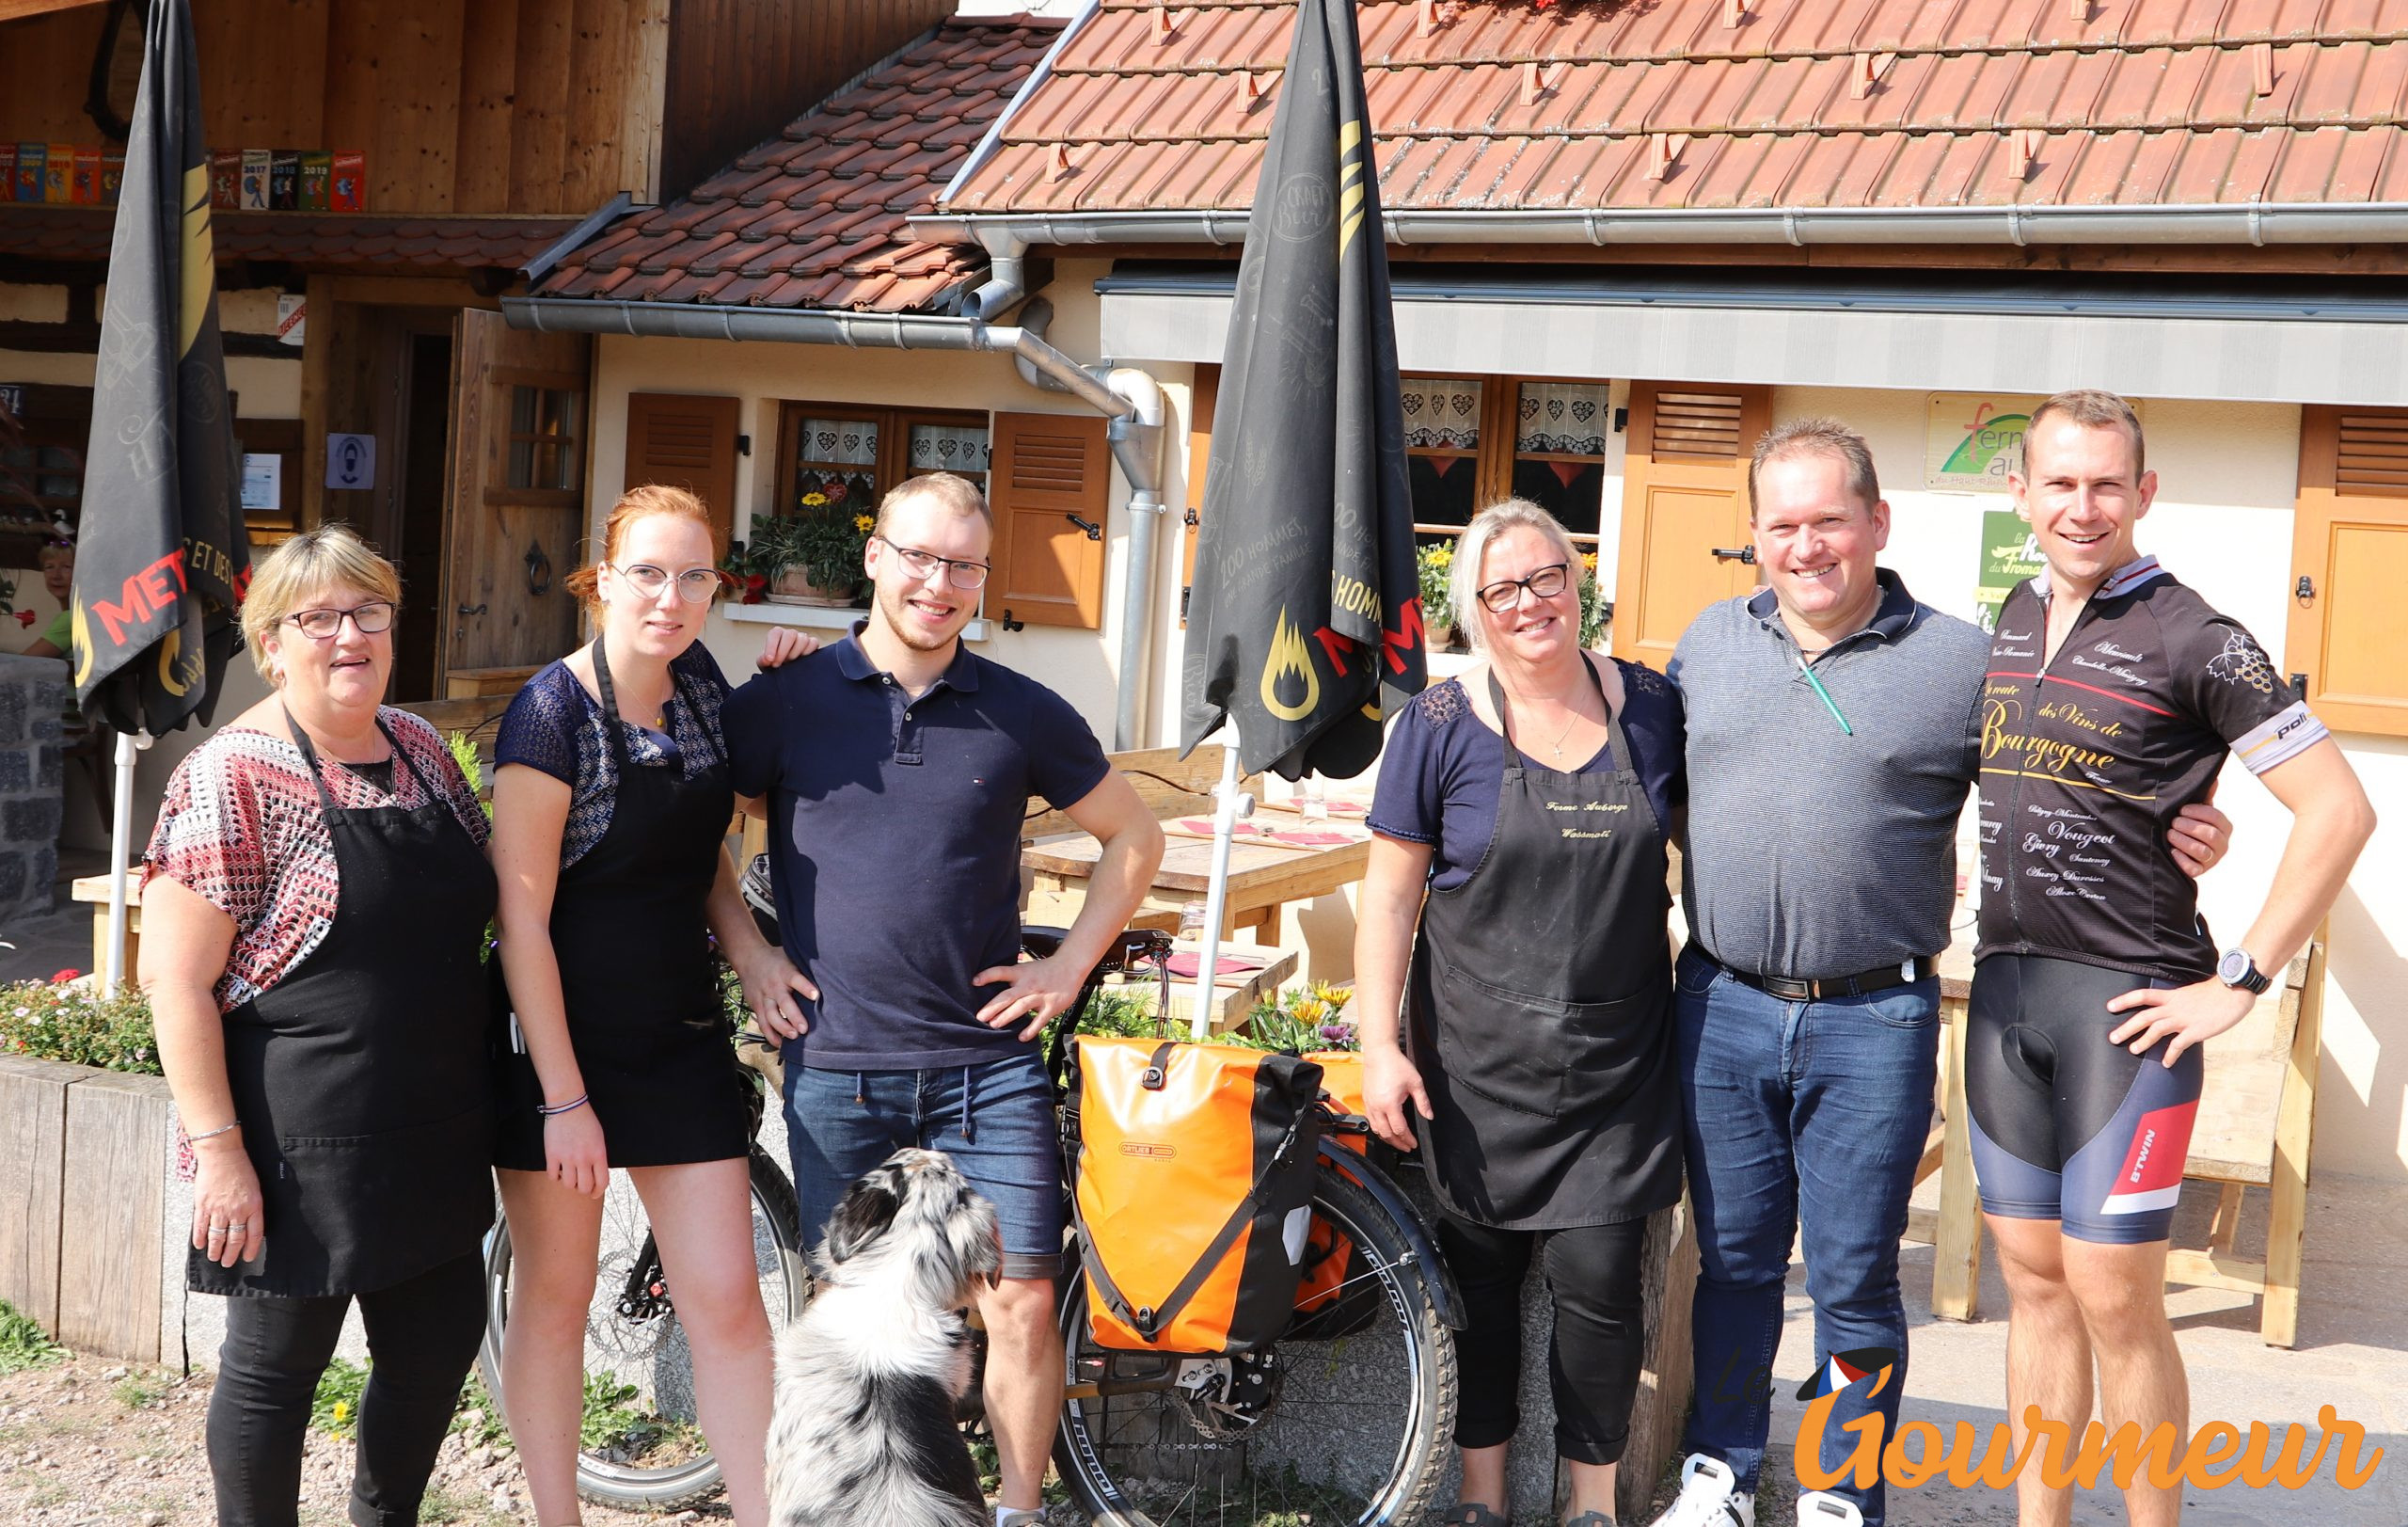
1359, 501, 1686, 1527
487, 485, 813, 1527
140, 526, 498, 1527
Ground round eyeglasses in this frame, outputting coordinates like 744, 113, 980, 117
612, 563, 726, 603
282, 601, 396, 640
1475, 562, 1572, 612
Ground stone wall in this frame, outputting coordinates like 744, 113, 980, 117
0, 651, 68, 924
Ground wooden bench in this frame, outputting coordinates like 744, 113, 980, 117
1916, 937, 2326, 1346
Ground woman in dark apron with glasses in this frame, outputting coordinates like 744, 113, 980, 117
486, 485, 814, 1527
1357, 501, 1687, 1527
142, 526, 498, 1527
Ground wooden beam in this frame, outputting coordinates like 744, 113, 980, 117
2163, 1249, 2269, 1297
0, 0, 108, 22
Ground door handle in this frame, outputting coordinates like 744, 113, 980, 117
457, 602, 487, 617
1710, 546, 1757, 565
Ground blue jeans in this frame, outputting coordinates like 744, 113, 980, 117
783, 1048, 1067, 1281
1673, 945, 1938, 1527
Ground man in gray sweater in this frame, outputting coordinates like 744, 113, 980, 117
1647, 420, 2226, 1527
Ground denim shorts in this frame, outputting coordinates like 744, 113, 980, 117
783, 1048, 1067, 1281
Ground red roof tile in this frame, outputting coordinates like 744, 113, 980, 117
941, 0, 2408, 218
538, 17, 1062, 312
0, 208, 577, 271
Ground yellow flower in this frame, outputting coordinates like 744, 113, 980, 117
1430, 545, 1453, 567
1581, 551, 1598, 571
800, 491, 829, 508
854, 515, 875, 533
332, 1399, 351, 1424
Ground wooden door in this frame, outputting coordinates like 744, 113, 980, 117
1610, 383, 1771, 669
440, 310, 592, 676
2288, 406, 2408, 737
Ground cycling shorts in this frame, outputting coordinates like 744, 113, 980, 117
1965, 953, 2202, 1245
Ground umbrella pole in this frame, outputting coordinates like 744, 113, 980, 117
103, 729, 149, 994
1188, 732, 1249, 1040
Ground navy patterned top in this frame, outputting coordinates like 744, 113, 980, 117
495, 644, 735, 867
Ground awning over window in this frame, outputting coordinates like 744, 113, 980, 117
1096, 265, 2408, 407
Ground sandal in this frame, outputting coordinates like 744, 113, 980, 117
1562, 1514, 1617, 1527
1440, 1506, 1512, 1527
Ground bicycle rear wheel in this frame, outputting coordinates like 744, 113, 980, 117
1054, 1162, 1457, 1527
476, 1148, 806, 1510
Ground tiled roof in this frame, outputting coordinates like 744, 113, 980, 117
537, 18, 1063, 311
943, 0, 2408, 215
0, 208, 579, 272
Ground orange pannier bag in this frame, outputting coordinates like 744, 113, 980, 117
1290, 1051, 1371, 1328
1073, 1038, 1323, 1354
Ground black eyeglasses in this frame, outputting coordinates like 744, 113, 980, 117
283, 602, 396, 640
1475, 562, 1571, 613
876, 536, 990, 590
611, 563, 725, 603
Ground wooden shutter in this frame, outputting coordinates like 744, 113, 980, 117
2287, 406, 2408, 736
624, 392, 741, 542
1180, 365, 1217, 625
988, 410, 1110, 629
1610, 382, 1771, 670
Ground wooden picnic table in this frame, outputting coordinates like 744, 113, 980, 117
1022, 807, 1371, 945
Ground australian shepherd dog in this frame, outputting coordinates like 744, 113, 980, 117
766, 1148, 1005, 1527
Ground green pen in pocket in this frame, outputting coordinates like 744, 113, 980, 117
1795, 651, 1854, 736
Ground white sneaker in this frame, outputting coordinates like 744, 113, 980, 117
1646, 1455, 1754, 1527
1794, 1490, 1863, 1526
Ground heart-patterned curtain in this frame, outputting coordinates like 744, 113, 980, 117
909, 422, 991, 474
800, 417, 879, 467
1516, 382, 1611, 457
1400, 376, 1481, 451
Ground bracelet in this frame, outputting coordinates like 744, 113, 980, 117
537, 1093, 589, 1118
186, 1119, 241, 1142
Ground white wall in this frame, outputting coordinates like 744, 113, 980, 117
1750, 387, 2404, 1184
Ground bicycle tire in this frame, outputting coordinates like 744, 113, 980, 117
476, 1148, 806, 1511
1052, 1162, 1458, 1527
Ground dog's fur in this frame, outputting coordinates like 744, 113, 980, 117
767, 1148, 1005, 1527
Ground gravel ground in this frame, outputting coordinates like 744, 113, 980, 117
0, 1357, 735, 1527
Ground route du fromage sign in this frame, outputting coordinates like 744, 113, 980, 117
1925, 392, 2043, 490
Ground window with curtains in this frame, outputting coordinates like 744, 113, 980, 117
773, 403, 991, 522
1401, 374, 1614, 549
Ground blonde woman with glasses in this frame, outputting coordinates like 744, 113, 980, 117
488, 484, 815, 1527
141, 525, 499, 1527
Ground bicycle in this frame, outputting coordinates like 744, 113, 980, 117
477, 866, 1465, 1524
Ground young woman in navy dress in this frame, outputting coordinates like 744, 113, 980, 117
489, 485, 814, 1527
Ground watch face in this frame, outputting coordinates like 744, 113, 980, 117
2219, 949, 2250, 983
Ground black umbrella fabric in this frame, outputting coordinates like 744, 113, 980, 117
1178, 0, 1424, 782
71, 0, 249, 736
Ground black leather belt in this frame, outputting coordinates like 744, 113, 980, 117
1698, 946, 1935, 1003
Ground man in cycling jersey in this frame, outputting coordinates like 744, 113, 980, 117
1971, 390, 2373, 1527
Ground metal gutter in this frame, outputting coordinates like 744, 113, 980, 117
501, 292, 1171, 748
521, 193, 641, 286
936, 0, 1099, 212
909, 201, 2408, 250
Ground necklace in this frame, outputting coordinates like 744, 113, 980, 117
1544, 706, 1580, 757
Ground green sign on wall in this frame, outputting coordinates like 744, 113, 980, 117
1975, 508, 2045, 634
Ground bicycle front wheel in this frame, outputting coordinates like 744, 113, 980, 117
1054, 1162, 1458, 1527
476, 1148, 806, 1511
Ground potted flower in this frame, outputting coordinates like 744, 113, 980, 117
751, 493, 875, 606
1416, 541, 1456, 649
1577, 550, 1607, 649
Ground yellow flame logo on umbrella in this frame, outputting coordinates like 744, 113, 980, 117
1259, 608, 1321, 722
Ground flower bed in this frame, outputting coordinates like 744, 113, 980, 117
1, 973, 160, 1075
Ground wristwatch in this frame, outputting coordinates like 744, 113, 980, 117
2216, 947, 2271, 995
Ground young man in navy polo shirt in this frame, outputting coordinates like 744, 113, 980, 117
721, 471, 1163, 1527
